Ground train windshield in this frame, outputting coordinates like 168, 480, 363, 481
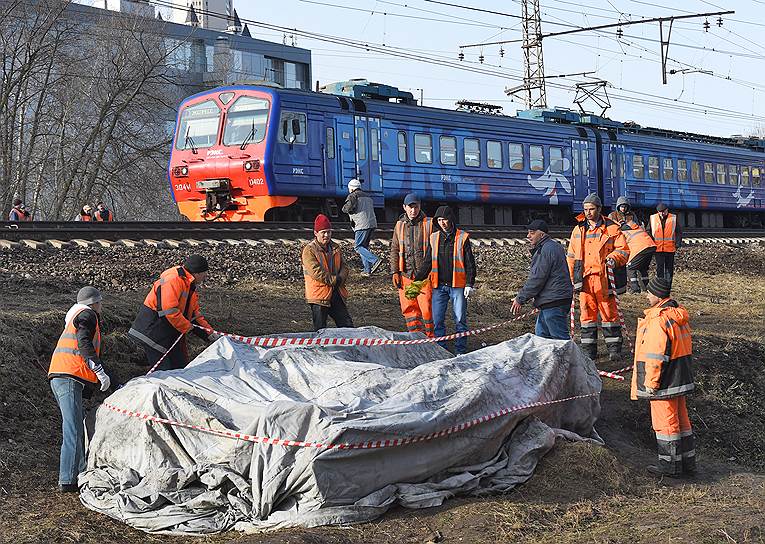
176, 100, 220, 150
222, 96, 270, 146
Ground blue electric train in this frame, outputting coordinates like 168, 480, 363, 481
168, 79, 764, 227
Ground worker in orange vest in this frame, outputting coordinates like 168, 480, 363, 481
8, 198, 31, 221
609, 196, 656, 293
129, 255, 216, 370
631, 277, 695, 478
302, 213, 353, 331
48, 286, 111, 493
390, 193, 435, 337
415, 206, 476, 354
94, 202, 114, 221
567, 193, 630, 361
650, 203, 682, 285
75, 205, 93, 222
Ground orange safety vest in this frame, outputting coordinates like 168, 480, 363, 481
9, 206, 31, 221
567, 214, 630, 293
80, 213, 92, 222
650, 213, 677, 253
303, 241, 348, 305
94, 209, 113, 221
429, 229, 469, 288
631, 298, 693, 400
609, 214, 656, 261
395, 217, 433, 273
48, 307, 101, 384
142, 266, 210, 334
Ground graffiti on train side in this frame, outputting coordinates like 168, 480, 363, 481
733, 184, 755, 208
527, 158, 572, 205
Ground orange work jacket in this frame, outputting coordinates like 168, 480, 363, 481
650, 213, 677, 253
631, 298, 693, 400
429, 229, 470, 288
608, 212, 656, 261
94, 209, 114, 221
566, 214, 630, 293
48, 307, 101, 384
302, 239, 349, 306
391, 216, 434, 276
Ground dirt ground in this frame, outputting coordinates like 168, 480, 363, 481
0, 241, 764, 543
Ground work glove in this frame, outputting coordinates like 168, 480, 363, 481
606, 258, 616, 269
392, 272, 403, 290
464, 286, 473, 298
94, 365, 111, 392
645, 386, 658, 395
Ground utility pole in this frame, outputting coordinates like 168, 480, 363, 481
505, 0, 547, 109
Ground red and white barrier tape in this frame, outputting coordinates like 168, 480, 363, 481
102, 392, 598, 450
146, 332, 185, 375
611, 364, 633, 375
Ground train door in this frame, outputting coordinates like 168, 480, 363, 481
322, 117, 338, 190
335, 117, 356, 190
354, 115, 383, 196
610, 144, 627, 201
571, 139, 597, 210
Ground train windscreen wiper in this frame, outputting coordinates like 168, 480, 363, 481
184, 126, 198, 155
240, 118, 257, 150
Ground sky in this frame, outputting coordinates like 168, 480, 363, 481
97, 0, 765, 138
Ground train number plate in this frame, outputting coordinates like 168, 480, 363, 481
196, 180, 224, 190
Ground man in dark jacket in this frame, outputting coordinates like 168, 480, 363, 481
511, 220, 573, 340
341, 178, 381, 276
416, 206, 476, 354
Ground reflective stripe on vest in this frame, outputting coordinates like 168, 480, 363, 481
651, 213, 677, 253
48, 308, 100, 384
396, 217, 433, 272
429, 228, 469, 288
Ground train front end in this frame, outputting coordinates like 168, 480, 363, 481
168, 87, 296, 221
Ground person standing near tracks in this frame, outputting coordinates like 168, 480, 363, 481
341, 178, 382, 277
631, 277, 696, 478
511, 219, 573, 340
609, 197, 657, 293
129, 255, 216, 371
415, 205, 476, 355
390, 193, 435, 337
93, 201, 114, 222
302, 213, 354, 331
567, 194, 630, 361
8, 198, 31, 221
650, 203, 682, 286
75, 205, 94, 222
48, 287, 111, 493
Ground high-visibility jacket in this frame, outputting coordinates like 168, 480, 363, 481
567, 214, 630, 293
94, 209, 114, 221
78, 213, 92, 222
608, 212, 656, 262
429, 229, 470, 288
129, 266, 211, 353
650, 213, 677, 253
390, 214, 433, 277
631, 298, 693, 400
9, 206, 31, 221
48, 306, 100, 384
302, 239, 349, 306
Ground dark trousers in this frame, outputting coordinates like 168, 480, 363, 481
143, 339, 188, 371
310, 290, 354, 331
654, 251, 675, 285
627, 248, 656, 292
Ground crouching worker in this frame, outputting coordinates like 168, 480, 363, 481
302, 214, 354, 331
415, 206, 476, 355
632, 277, 696, 478
48, 286, 111, 493
129, 255, 216, 371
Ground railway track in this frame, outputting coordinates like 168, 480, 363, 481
1, 221, 764, 248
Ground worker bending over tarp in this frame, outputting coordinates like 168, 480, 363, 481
79, 329, 601, 534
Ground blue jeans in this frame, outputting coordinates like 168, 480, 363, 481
354, 228, 379, 273
535, 305, 571, 340
50, 377, 86, 486
432, 284, 469, 354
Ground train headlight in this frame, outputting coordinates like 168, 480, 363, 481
244, 161, 253, 171
243, 159, 261, 172
173, 165, 189, 177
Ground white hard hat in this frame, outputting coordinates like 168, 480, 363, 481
348, 179, 362, 192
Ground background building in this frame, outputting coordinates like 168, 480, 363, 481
169, 0, 232, 31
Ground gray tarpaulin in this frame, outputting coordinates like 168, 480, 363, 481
79, 328, 602, 534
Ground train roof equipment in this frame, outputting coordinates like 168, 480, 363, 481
319, 79, 417, 105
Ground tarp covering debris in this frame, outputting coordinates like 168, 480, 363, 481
79, 328, 602, 534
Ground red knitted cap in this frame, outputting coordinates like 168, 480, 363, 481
314, 214, 332, 232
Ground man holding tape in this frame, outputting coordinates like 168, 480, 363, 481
631, 277, 696, 478
129, 255, 216, 371
48, 286, 111, 493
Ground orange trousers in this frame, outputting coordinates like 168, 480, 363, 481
579, 274, 621, 357
397, 276, 434, 337
650, 396, 695, 474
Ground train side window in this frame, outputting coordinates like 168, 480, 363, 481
550, 146, 564, 174
440, 136, 457, 165
414, 133, 433, 164
662, 158, 674, 181
326, 127, 335, 159
464, 138, 480, 167
509, 143, 524, 170
690, 161, 700, 183
753, 167, 762, 186
572, 147, 580, 176
742, 166, 750, 186
716, 163, 726, 185
704, 163, 714, 184
728, 164, 738, 185
581, 147, 589, 176
279, 111, 307, 144
397, 131, 407, 162
677, 159, 687, 182
487, 140, 502, 169
530, 145, 544, 171
620, 155, 626, 179
648, 156, 659, 180
609, 151, 617, 179
356, 127, 366, 160
633, 154, 644, 178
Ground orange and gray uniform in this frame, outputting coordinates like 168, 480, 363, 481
609, 211, 656, 292
48, 306, 102, 387
302, 239, 349, 306
390, 212, 435, 336
631, 298, 695, 475
129, 266, 212, 355
650, 213, 680, 253
567, 214, 630, 357
94, 209, 114, 221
